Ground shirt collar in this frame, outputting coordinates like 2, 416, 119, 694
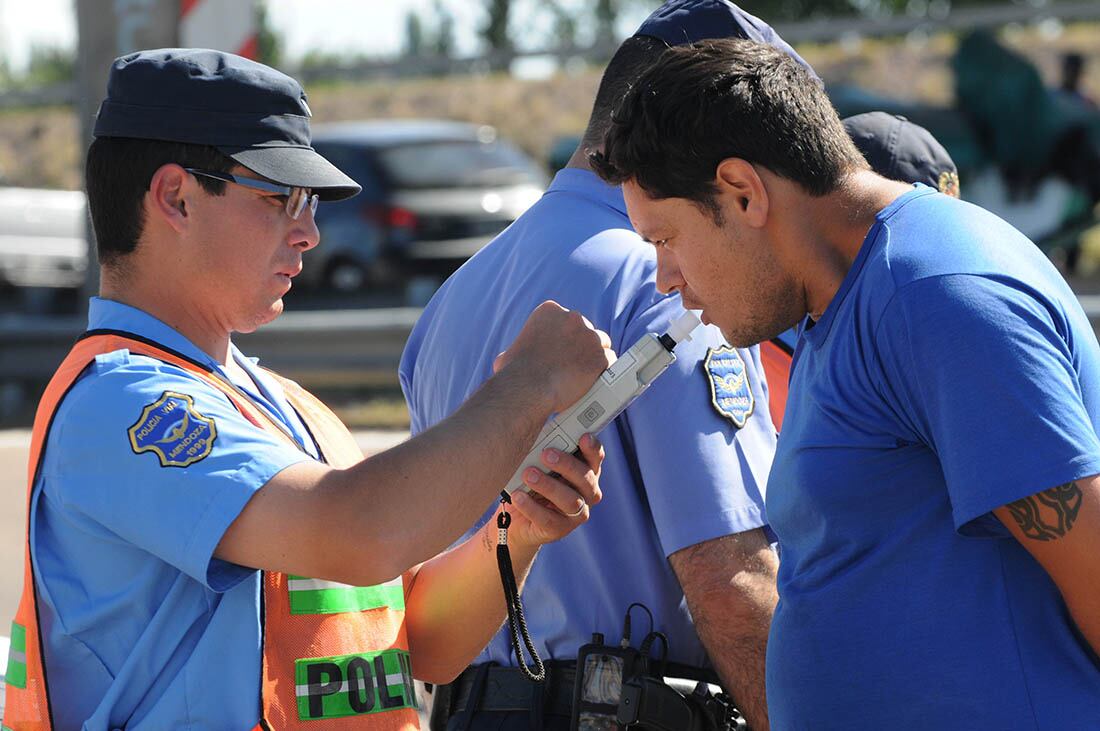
87, 296, 252, 373
801, 184, 935, 348
546, 167, 627, 217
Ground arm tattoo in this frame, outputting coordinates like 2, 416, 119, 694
482, 522, 495, 553
1006, 481, 1083, 541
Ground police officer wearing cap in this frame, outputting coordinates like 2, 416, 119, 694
401, 3, 816, 730
3, 49, 616, 729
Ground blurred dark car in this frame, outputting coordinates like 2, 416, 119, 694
302, 119, 547, 292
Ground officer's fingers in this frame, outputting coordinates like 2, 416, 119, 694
578, 437, 604, 507
540, 446, 601, 506
577, 433, 605, 478
575, 312, 613, 352
524, 467, 591, 518
600, 330, 613, 351
492, 351, 508, 374
534, 299, 567, 316
511, 491, 573, 536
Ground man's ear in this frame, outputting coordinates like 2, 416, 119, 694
715, 158, 768, 229
146, 164, 192, 234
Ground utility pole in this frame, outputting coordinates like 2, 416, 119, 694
75, 0, 179, 304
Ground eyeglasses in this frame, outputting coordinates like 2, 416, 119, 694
185, 168, 319, 220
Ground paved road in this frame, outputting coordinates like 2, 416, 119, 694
0, 430, 29, 639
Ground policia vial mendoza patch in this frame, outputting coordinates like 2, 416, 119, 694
704, 346, 755, 428
128, 391, 217, 468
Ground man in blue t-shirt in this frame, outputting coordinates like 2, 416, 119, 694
593, 38, 1100, 729
401, 4, 818, 729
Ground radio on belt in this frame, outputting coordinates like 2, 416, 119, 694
503, 310, 702, 497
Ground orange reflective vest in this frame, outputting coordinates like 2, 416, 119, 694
3, 332, 419, 730
759, 338, 793, 432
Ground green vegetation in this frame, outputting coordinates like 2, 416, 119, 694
0, 22, 1097, 192
0, 44, 75, 91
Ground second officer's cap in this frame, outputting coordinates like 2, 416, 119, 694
633, 0, 818, 78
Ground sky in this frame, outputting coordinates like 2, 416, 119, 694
0, 0, 653, 73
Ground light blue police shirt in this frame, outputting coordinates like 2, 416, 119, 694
31, 297, 317, 729
767, 187, 1100, 728
400, 168, 775, 668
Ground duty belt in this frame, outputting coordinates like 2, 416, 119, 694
434, 659, 724, 730
431, 661, 577, 731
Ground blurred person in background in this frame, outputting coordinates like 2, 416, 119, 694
1061, 52, 1096, 109
594, 38, 1100, 729
3, 49, 615, 730
401, 2, 817, 729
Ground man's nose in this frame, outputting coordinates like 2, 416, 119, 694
654, 248, 684, 295
292, 204, 321, 251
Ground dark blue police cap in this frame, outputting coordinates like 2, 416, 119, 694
94, 48, 360, 201
843, 112, 959, 194
633, 0, 818, 79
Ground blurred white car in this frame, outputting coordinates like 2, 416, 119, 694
1, 632, 7, 714
0, 187, 87, 290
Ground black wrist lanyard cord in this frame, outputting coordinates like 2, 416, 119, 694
496, 493, 546, 682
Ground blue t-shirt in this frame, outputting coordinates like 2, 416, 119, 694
400, 168, 775, 668
32, 298, 316, 729
766, 187, 1100, 729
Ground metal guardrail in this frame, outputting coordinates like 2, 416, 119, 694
4, 297, 1100, 396
0, 307, 423, 393
234, 308, 422, 387
0, 82, 74, 110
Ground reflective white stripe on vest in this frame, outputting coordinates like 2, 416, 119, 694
287, 577, 401, 593
296, 672, 406, 698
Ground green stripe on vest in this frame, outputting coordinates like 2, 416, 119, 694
295, 648, 417, 720
287, 576, 404, 615
5, 621, 27, 689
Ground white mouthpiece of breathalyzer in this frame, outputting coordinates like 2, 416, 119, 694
664, 310, 702, 346
502, 310, 703, 497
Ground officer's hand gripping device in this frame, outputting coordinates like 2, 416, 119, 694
494, 311, 702, 683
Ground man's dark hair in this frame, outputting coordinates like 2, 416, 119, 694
591, 38, 867, 217
581, 35, 669, 151
85, 137, 235, 266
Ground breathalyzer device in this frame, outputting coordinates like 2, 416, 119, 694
502, 309, 702, 497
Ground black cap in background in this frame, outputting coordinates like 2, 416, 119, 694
844, 111, 959, 195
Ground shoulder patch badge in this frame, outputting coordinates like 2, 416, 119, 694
704, 346, 755, 428
128, 391, 217, 468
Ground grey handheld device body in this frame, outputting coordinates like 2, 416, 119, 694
502, 310, 701, 497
